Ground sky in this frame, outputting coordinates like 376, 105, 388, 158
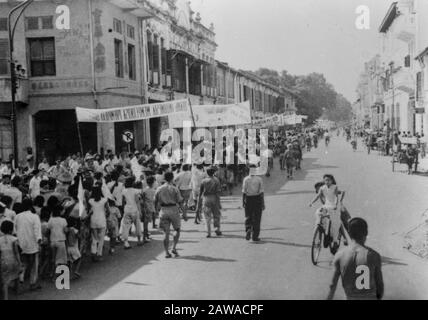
190, 0, 393, 102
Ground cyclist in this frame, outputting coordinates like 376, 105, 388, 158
305, 134, 312, 152
324, 131, 331, 147
351, 134, 358, 152
309, 174, 341, 248
364, 134, 371, 154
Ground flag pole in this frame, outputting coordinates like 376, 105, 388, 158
188, 97, 197, 128
75, 110, 84, 156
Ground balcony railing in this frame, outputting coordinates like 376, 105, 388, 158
394, 68, 415, 94
394, 14, 416, 43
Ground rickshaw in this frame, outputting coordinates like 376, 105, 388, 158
392, 137, 419, 173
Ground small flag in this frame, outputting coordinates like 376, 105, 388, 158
78, 177, 85, 217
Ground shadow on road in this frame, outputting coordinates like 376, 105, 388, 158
276, 190, 314, 196
253, 240, 312, 249
176, 255, 237, 263
14, 239, 166, 300
381, 256, 408, 266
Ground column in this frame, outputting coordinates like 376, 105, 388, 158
97, 123, 115, 153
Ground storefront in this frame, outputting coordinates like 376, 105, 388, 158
34, 109, 97, 164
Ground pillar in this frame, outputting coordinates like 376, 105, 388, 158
97, 123, 115, 153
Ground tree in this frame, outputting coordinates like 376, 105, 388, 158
251, 69, 352, 125
254, 68, 281, 87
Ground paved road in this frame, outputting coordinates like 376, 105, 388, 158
16, 136, 428, 300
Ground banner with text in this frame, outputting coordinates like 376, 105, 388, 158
168, 101, 252, 128
76, 99, 189, 123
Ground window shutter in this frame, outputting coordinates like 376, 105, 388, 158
0, 40, 9, 75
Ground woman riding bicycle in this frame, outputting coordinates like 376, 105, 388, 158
309, 174, 342, 249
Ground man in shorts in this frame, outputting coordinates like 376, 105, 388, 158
327, 218, 384, 300
155, 171, 183, 259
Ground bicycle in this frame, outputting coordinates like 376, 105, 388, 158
325, 137, 330, 148
311, 208, 345, 266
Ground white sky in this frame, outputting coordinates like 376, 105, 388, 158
190, 0, 393, 101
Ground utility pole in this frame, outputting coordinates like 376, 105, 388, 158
389, 61, 395, 150
8, 0, 34, 168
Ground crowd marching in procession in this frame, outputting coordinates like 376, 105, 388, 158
0, 126, 387, 300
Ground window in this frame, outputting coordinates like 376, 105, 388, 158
416, 72, 424, 102
0, 18, 7, 31
41, 16, 53, 29
114, 39, 123, 78
0, 40, 9, 75
26, 17, 39, 30
161, 38, 166, 75
113, 18, 122, 34
404, 55, 411, 68
128, 44, 136, 80
29, 38, 56, 77
147, 31, 153, 71
152, 35, 159, 71
127, 25, 135, 39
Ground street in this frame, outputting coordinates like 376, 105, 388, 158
16, 136, 428, 300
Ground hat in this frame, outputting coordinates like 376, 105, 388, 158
134, 150, 141, 155
26, 155, 34, 161
57, 171, 73, 183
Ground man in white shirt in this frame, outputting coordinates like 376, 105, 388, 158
0, 162, 12, 178
15, 199, 42, 290
38, 157, 50, 172
242, 165, 265, 242
4, 176, 22, 207
29, 170, 42, 199
174, 164, 192, 220
190, 164, 206, 223
130, 152, 143, 181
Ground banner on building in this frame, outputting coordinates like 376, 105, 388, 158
75, 99, 189, 123
283, 114, 307, 125
168, 101, 252, 128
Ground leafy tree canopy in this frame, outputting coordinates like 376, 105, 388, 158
253, 69, 352, 124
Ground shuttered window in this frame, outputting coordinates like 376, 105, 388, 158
29, 38, 56, 76
416, 72, 424, 102
0, 40, 9, 75
0, 18, 7, 31
127, 25, 135, 39
41, 16, 53, 29
114, 39, 123, 78
153, 35, 159, 71
128, 44, 136, 80
113, 18, 122, 34
161, 38, 166, 75
26, 17, 39, 30
147, 31, 153, 71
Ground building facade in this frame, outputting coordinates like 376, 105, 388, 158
378, 0, 416, 134
354, 55, 385, 130
0, 0, 295, 165
414, 0, 428, 138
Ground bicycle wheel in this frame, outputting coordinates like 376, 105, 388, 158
311, 226, 323, 266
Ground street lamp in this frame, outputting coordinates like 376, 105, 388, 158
7, 0, 34, 168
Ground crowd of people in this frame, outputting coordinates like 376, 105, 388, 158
0, 124, 341, 300
0, 133, 288, 300
341, 124, 426, 175
269, 128, 326, 179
